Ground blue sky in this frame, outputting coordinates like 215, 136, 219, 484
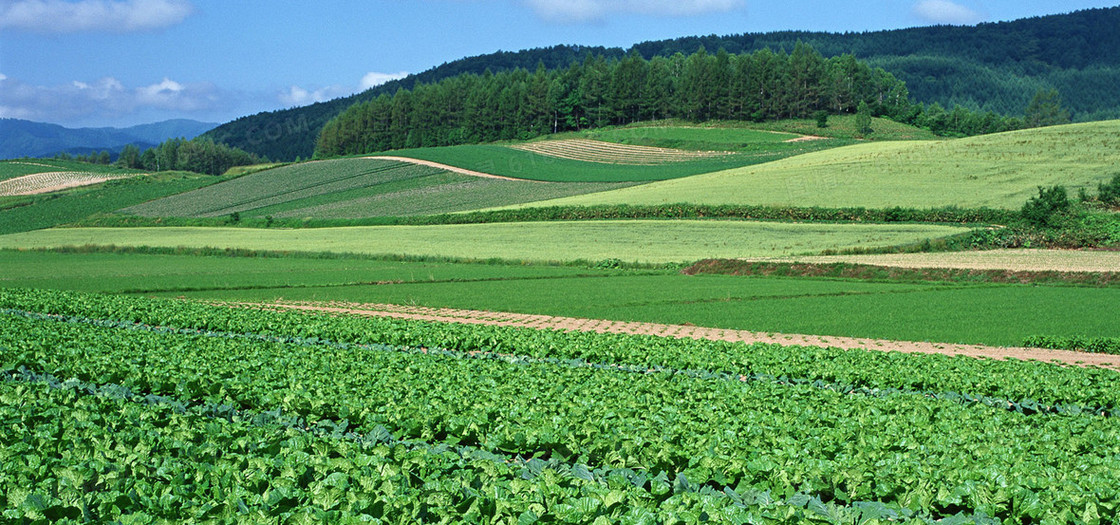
1, 0, 1116, 128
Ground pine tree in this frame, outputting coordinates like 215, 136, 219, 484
1024, 88, 1071, 128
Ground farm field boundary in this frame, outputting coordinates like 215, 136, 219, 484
684, 257, 1120, 286
366, 156, 535, 181
746, 249, 1120, 273
263, 301, 1120, 370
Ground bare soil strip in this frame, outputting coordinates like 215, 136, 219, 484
366, 156, 541, 182
751, 249, 1120, 273
0, 171, 136, 196
262, 301, 1120, 370
784, 135, 827, 143
510, 139, 733, 165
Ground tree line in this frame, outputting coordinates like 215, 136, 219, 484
316, 44, 1026, 157
115, 138, 260, 175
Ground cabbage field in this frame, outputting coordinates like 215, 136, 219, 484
3, 288, 1119, 523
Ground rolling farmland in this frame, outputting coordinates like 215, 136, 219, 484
124, 158, 636, 219
4, 117, 1119, 522
508, 120, 1120, 210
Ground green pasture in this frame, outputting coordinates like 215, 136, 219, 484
0, 220, 970, 264
749, 114, 941, 141
3, 248, 1116, 347
0, 250, 616, 293
181, 275, 1119, 347
564, 116, 934, 149
374, 144, 774, 182
575, 125, 799, 150
509, 120, 1120, 210
125, 157, 635, 219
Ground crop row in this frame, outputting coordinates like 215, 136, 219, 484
3, 368, 991, 524
2, 292, 1119, 520
124, 159, 441, 218
0, 171, 130, 196
2, 288, 1117, 411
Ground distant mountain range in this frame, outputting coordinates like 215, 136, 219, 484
203, 6, 1120, 162
0, 119, 217, 160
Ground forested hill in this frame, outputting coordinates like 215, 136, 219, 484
206, 6, 1120, 161
203, 45, 622, 161
632, 7, 1120, 120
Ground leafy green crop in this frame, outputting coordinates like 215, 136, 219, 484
3, 289, 1120, 522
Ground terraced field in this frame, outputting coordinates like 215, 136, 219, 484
510, 120, 1120, 210
510, 139, 733, 165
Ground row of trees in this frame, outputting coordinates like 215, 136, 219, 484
116, 138, 260, 175
54, 151, 114, 164
316, 44, 1023, 157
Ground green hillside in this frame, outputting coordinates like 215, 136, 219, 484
206, 8, 1120, 161
509, 120, 1120, 210
372, 122, 852, 183
123, 158, 635, 219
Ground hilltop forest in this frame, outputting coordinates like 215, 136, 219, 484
205, 6, 1120, 161
317, 44, 1016, 157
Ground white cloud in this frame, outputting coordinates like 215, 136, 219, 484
912, 0, 984, 25
0, 0, 194, 33
0, 73, 7, 81
360, 71, 409, 91
524, 0, 741, 23
0, 74, 226, 123
278, 85, 348, 107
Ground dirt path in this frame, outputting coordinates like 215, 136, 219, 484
366, 156, 541, 182
263, 301, 1120, 370
785, 134, 827, 143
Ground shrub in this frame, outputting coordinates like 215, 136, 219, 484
813, 110, 829, 129
1021, 185, 1070, 227
1098, 173, 1120, 206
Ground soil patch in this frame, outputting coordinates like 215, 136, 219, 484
784, 135, 827, 143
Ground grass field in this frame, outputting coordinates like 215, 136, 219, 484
124, 157, 636, 219
179, 275, 1119, 347
562, 116, 936, 149
508, 120, 1120, 210
2, 249, 1115, 347
0, 221, 970, 263
0, 250, 620, 293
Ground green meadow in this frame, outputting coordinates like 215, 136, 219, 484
0, 220, 970, 264
3, 249, 1117, 347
